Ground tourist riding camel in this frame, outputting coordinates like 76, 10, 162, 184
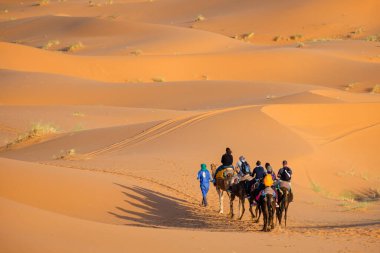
236, 156, 251, 176
250, 160, 266, 206
265, 162, 276, 181
213, 147, 234, 183
236, 155, 252, 196
276, 160, 294, 227
277, 160, 292, 193
265, 163, 279, 207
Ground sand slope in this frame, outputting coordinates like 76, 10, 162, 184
1, 0, 380, 252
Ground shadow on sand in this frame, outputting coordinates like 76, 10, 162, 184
108, 183, 211, 229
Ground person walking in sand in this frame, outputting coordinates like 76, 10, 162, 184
197, 163, 212, 207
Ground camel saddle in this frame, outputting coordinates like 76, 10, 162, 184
215, 167, 234, 180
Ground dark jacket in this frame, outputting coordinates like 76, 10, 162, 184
251, 166, 266, 181
221, 153, 233, 166
278, 166, 292, 182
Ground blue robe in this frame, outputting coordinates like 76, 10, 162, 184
197, 169, 211, 198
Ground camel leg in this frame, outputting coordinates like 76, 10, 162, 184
218, 188, 224, 214
285, 205, 288, 228
275, 207, 278, 226
262, 200, 268, 231
239, 197, 245, 220
249, 205, 255, 219
254, 205, 261, 223
270, 202, 276, 229
230, 195, 234, 219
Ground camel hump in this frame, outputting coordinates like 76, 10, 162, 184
264, 186, 275, 196
280, 181, 291, 190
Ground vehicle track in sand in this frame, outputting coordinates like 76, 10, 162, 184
68, 105, 258, 160
0, 123, 19, 135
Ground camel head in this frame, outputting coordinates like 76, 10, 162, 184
210, 163, 217, 174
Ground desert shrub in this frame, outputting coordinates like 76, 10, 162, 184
64, 42, 84, 52
37, 0, 50, 6
130, 49, 143, 56
195, 14, 205, 22
290, 34, 303, 40
54, 149, 76, 159
7, 123, 57, 148
42, 40, 60, 50
152, 77, 165, 82
371, 84, 380, 94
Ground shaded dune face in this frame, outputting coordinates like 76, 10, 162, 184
1, 0, 380, 252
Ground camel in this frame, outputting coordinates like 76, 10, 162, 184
210, 163, 246, 219
248, 181, 262, 223
248, 182, 277, 231
261, 190, 276, 232
276, 183, 293, 227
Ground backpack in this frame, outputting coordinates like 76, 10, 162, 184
263, 174, 274, 187
281, 167, 292, 181
241, 161, 251, 174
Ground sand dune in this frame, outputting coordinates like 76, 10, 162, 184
1, 39, 379, 86
1, 70, 336, 109
0, 15, 249, 55
1, 0, 379, 252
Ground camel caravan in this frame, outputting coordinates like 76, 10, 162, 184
197, 147, 293, 232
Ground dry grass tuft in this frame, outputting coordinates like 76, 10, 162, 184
347, 27, 363, 38
365, 35, 380, 42
152, 77, 165, 83
370, 84, 380, 94
130, 49, 143, 56
201, 74, 208, 80
72, 112, 85, 117
89, 1, 102, 7
195, 14, 205, 22
64, 42, 84, 52
54, 149, 76, 160
42, 40, 60, 50
310, 181, 322, 193
290, 34, 303, 40
344, 82, 357, 91
7, 123, 57, 148
36, 0, 50, 6
233, 33, 254, 41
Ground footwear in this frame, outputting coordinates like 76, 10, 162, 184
251, 201, 257, 207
